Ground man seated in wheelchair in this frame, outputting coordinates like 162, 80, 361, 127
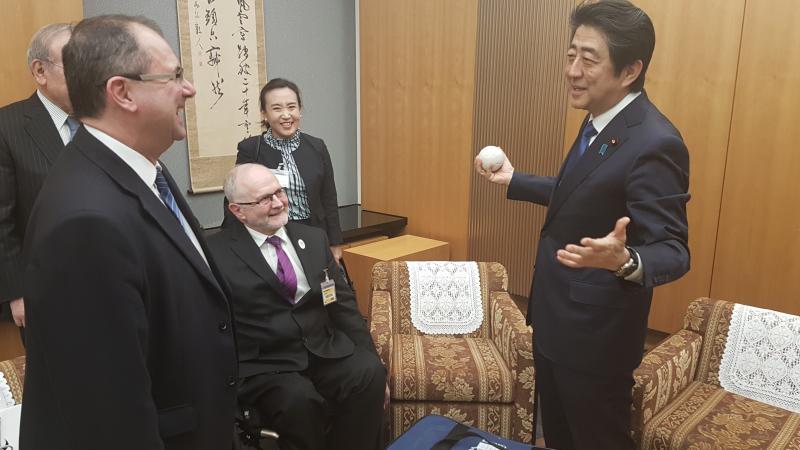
209, 164, 387, 450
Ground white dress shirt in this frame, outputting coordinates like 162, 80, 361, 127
83, 125, 209, 266
587, 91, 641, 147
37, 90, 72, 145
244, 225, 311, 303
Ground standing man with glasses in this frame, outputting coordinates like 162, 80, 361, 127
208, 163, 387, 450
21, 15, 237, 450
0, 23, 74, 334
476, 1, 690, 449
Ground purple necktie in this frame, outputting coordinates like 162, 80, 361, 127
266, 236, 298, 303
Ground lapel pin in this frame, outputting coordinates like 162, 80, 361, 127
599, 143, 608, 156
297, 239, 306, 250
611, 138, 618, 145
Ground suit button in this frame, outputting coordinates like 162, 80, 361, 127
227, 376, 236, 387
218, 322, 229, 333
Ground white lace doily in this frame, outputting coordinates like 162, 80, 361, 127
719, 303, 800, 413
407, 261, 483, 335
0, 372, 15, 409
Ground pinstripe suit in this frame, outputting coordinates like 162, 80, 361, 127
0, 93, 66, 304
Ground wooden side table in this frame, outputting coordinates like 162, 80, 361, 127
343, 235, 450, 316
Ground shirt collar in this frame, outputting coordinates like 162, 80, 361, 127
589, 91, 641, 135
37, 90, 69, 131
265, 129, 301, 148
83, 124, 158, 188
245, 224, 290, 248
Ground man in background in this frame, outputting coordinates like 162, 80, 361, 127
21, 15, 237, 450
476, 1, 690, 449
0, 23, 74, 331
209, 163, 386, 450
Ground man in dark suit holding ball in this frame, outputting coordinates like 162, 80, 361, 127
476, 2, 690, 449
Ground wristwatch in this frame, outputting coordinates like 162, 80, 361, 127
614, 246, 639, 278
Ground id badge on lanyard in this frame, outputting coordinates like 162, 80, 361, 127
321, 268, 337, 306
270, 168, 290, 190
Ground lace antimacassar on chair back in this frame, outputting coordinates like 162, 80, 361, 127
377, 262, 508, 338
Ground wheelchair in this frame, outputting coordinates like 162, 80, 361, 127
234, 405, 280, 450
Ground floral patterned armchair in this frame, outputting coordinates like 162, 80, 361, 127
0, 356, 25, 408
369, 261, 534, 443
632, 298, 800, 449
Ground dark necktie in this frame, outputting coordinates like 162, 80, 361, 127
564, 120, 598, 174
154, 167, 186, 227
577, 120, 598, 159
266, 236, 298, 303
66, 116, 80, 141
154, 167, 207, 266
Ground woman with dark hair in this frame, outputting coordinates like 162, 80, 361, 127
230, 78, 344, 263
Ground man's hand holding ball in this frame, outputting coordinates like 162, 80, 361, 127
474, 145, 514, 185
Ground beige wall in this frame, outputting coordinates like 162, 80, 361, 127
359, 0, 478, 261
0, 0, 83, 106
613, 0, 745, 331
710, 0, 800, 314
468, 0, 573, 296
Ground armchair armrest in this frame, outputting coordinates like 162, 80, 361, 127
631, 329, 702, 444
0, 356, 25, 405
369, 290, 393, 373
489, 291, 534, 406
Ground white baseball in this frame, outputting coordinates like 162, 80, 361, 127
477, 145, 506, 172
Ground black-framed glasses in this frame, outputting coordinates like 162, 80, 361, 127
233, 188, 286, 207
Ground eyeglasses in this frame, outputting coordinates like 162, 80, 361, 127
43, 59, 63, 70
98, 67, 185, 86
233, 188, 286, 207
119, 66, 185, 82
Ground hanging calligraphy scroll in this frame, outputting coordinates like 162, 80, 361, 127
177, 0, 267, 193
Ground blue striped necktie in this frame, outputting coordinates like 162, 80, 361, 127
155, 167, 184, 225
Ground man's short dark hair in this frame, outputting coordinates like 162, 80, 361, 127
570, 0, 655, 92
62, 15, 163, 118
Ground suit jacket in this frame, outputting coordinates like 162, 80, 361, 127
207, 220, 376, 379
20, 128, 238, 450
508, 92, 690, 375
0, 93, 66, 303
233, 132, 343, 244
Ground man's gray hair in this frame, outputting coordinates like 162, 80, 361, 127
27, 23, 73, 66
224, 164, 247, 203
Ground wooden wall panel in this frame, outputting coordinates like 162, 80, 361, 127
359, 0, 478, 260
562, 1, 745, 332
468, 0, 573, 296
640, 0, 745, 331
0, 0, 83, 106
711, 0, 800, 312
0, 0, 83, 360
